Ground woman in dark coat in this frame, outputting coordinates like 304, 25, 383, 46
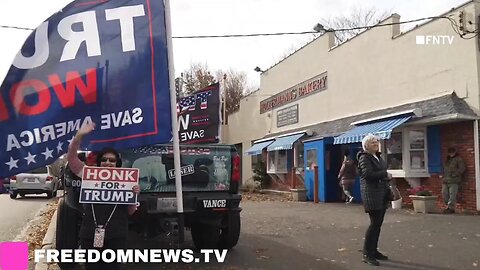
67, 122, 140, 270
357, 134, 392, 266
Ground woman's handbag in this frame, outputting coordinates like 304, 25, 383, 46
387, 183, 401, 201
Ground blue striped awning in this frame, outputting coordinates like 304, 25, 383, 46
245, 140, 274, 155
333, 116, 412, 144
267, 133, 305, 151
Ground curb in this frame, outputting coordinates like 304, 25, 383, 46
34, 206, 58, 270
259, 189, 291, 195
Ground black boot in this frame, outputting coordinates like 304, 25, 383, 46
363, 255, 380, 266
375, 251, 389, 260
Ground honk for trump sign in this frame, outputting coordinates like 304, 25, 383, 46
0, 0, 172, 178
80, 167, 139, 204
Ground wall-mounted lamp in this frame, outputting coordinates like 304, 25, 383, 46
254, 66, 264, 73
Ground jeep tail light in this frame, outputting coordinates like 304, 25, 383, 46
232, 154, 241, 182
10, 175, 16, 183
46, 176, 53, 182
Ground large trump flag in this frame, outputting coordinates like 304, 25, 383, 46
0, 0, 172, 178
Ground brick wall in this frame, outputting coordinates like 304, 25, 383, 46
399, 121, 478, 212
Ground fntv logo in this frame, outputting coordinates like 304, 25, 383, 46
0, 242, 29, 270
416, 35, 454, 45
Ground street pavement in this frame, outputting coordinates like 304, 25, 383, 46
238, 200, 480, 270
0, 193, 53, 242
46, 198, 480, 269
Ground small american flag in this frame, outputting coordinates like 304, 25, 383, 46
179, 96, 196, 112
196, 91, 212, 110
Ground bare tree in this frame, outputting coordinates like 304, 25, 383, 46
216, 69, 251, 115
181, 62, 216, 96
273, 7, 390, 66
319, 6, 390, 45
178, 62, 252, 118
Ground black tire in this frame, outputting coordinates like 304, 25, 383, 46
220, 212, 241, 249
191, 223, 221, 250
46, 192, 53, 199
9, 192, 17, 199
52, 189, 58, 197
56, 198, 80, 269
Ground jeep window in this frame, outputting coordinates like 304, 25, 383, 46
122, 145, 233, 192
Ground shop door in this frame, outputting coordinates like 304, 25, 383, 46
325, 144, 343, 202
303, 140, 325, 201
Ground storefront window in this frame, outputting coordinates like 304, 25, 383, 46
267, 150, 288, 173
306, 149, 318, 170
277, 150, 287, 171
251, 154, 260, 169
295, 143, 304, 172
268, 151, 276, 172
381, 127, 428, 176
409, 130, 425, 170
385, 132, 403, 169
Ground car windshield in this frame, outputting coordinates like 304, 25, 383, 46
29, 167, 48, 174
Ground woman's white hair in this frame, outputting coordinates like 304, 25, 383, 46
362, 134, 380, 151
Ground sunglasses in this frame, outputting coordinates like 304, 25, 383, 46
100, 157, 117, 163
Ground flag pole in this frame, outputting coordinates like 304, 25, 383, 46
165, 0, 184, 243
222, 74, 227, 142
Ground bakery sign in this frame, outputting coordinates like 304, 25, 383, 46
260, 72, 327, 114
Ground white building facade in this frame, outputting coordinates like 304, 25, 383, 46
226, 1, 480, 212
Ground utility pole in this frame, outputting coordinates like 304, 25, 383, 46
219, 73, 228, 143
223, 73, 227, 126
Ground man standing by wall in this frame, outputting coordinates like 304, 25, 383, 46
441, 147, 466, 214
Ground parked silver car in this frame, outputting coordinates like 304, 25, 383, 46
1, 177, 9, 193
10, 166, 59, 199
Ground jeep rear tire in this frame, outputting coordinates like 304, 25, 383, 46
220, 212, 241, 249
191, 223, 220, 250
9, 192, 17, 199
56, 198, 80, 269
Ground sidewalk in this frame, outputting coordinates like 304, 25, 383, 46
35, 207, 57, 270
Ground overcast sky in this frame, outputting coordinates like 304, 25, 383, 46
0, 0, 469, 88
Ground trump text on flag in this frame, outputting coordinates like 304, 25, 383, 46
177, 83, 221, 144
80, 166, 139, 204
0, 0, 172, 178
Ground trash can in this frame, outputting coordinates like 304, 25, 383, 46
391, 197, 402, 209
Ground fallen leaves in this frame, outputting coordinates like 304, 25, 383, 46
254, 247, 270, 260
241, 192, 293, 202
22, 199, 59, 262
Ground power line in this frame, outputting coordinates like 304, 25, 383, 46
0, 25, 34, 31
0, 15, 477, 39
171, 16, 465, 39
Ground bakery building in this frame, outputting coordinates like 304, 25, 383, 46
225, 1, 480, 212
